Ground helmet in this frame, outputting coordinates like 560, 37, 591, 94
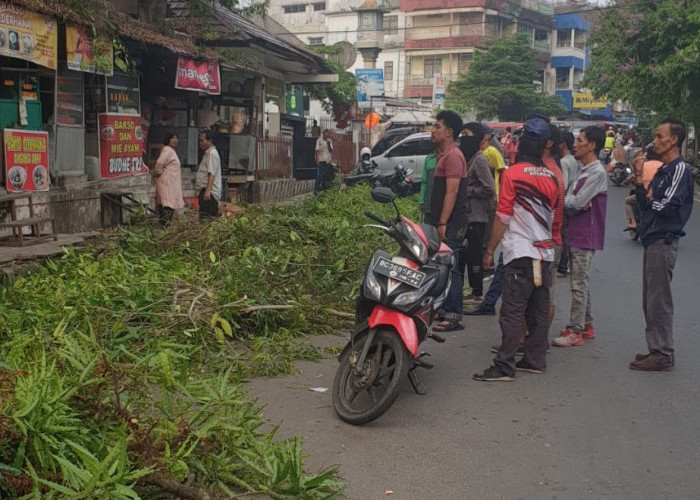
360, 147, 371, 161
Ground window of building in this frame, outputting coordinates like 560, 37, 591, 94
423, 55, 442, 79
517, 24, 533, 38
384, 61, 394, 81
535, 29, 548, 41
383, 15, 398, 35
555, 67, 570, 90
283, 4, 306, 14
457, 53, 472, 74
574, 29, 587, 49
308, 37, 324, 46
313, 2, 326, 11
557, 29, 572, 48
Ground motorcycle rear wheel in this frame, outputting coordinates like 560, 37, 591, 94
332, 329, 411, 425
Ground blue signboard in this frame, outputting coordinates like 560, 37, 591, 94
355, 69, 384, 107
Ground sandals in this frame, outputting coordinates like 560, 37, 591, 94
432, 320, 464, 333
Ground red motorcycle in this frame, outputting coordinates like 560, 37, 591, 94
332, 187, 455, 425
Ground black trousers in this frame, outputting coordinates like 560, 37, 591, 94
198, 188, 219, 219
494, 257, 551, 376
465, 222, 486, 296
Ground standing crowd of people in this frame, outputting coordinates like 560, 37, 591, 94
419, 111, 694, 380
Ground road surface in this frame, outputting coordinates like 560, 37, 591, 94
247, 184, 700, 499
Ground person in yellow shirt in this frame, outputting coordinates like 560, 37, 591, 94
480, 125, 507, 198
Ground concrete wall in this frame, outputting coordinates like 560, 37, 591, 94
250, 178, 314, 204
0, 169, 200, 237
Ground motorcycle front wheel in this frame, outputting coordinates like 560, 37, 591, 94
332, 329, 411, 425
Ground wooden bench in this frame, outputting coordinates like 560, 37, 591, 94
0, 193, 58, 247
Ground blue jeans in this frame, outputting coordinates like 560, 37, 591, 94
482, 252, 504, 310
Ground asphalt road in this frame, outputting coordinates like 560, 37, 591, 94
247, 183, 700, 499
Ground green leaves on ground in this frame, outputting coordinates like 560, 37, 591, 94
0, 185, 416, 498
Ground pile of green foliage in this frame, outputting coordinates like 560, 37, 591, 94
0, 186, 417, 498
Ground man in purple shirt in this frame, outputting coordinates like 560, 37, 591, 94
552, 126, 607, 347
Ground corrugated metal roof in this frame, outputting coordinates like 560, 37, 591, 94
110, 12, 216, 59
6, 0, 218, 61
166, 0, 330, 73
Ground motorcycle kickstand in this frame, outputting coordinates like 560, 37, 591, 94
408, 368, 427, 395
408, 352, 432, 395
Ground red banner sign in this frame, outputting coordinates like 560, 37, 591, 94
4, 129, 49, 192
174, 57, 220, 95
98, 114, 147, 178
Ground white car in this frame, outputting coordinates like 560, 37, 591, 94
370, 132, 434, 181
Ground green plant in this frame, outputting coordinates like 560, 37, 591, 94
0, 186, 417, 497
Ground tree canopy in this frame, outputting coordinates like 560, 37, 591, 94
583, 0, 700, 127
445, 33, 564, 121
306, 45, 357, 128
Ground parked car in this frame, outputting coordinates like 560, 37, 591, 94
371, 127, 421, 157
371, 132, 434, 181
570, 120, 604, 137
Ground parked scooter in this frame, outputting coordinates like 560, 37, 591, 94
345, 161, 420, 198
610, 161, 632, 186
332, 187, 455, 425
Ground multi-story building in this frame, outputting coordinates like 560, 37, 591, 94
400, 0, 554, 104
548, 3, 615, 120
267, 0, 407, 101
269, 0, 556, 109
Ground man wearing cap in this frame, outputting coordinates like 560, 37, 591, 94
473, 118, 560, 381
552, 126, 607, 348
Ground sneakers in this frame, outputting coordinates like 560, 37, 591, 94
582, 323, 595, 339
473, 366, 515, 382
552, 330, 584, 347
515, 359, 546, 374
464, 305, 496, 316
629, 355, 673, 371
463, 293, 483, 304
630, 352, 676, 371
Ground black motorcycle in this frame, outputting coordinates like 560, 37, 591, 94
345, 162, 419, 198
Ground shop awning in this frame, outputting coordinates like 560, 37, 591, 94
166, 0, 335, 78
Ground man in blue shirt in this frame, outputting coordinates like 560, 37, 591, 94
630, 118, 694, 371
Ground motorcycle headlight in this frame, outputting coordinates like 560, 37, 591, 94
392, 277, 436, 307
364, 271, 382, 301
403, 224, 429, 263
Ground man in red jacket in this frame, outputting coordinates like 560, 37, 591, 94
473, 118, 560, 381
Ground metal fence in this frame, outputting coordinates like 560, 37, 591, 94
255, 136, 293, 180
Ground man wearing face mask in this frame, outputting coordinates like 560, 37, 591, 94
461, 123, 496, 303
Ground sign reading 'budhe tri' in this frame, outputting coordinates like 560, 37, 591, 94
174, 57, 221, 95
98, 114, 148, 179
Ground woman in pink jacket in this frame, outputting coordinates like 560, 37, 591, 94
152, 132, 185, 224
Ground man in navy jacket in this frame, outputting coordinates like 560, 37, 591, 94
630, 118, 694, 371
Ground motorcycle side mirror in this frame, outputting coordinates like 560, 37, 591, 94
370, 187, 396, 204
